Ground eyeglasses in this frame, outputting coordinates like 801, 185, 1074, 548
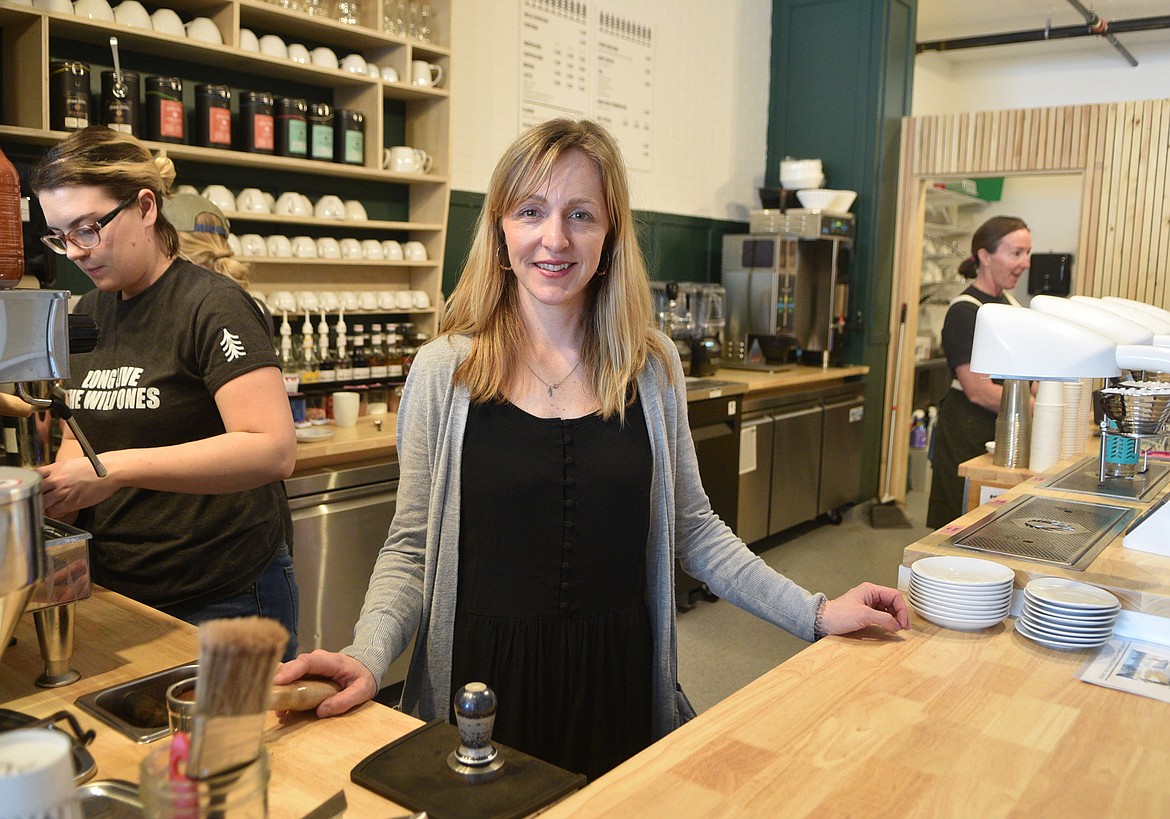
40, 196, 137, 255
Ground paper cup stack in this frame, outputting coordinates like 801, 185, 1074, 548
908, 556, 1014, 630
1015, 577, 1120, 650
1029, 381, 1064, 472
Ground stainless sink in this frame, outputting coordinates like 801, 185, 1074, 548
74, 662, 196, 743
944, 494, 1136, 570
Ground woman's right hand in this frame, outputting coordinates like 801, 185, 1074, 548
273, 649, 378, 718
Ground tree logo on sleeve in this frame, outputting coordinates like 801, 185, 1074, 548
220, 328, 247, 361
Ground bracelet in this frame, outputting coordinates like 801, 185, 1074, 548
813, 597, 828, 641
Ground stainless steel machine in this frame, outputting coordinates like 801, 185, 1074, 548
651, 282, 726, 377
722, 209, 854, 369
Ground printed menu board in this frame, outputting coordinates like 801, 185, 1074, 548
519, 0, 654, 171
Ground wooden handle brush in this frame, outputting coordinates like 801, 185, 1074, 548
185, 616, 289, 780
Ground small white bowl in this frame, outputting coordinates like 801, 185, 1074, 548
339, 238, 363, 260
343, 200, 368, 221
73, 0, 114, 21
316, 237, 342, 259
339, 291, 360, 311
239, 28, 260, 53
265, 235, 292, 258
381, 240, 404, 260
185, 16, 222, 45
259, 34, 289, 60
112, 0, 150, 28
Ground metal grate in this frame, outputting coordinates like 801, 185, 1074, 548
945, 495, 1135, 570
1044, 456, 1170, 502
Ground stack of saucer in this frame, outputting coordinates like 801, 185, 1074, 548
1015, 577, 1120, 650
908, 556, 1014, 630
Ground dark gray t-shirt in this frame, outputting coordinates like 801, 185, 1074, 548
67, 258, 286, 608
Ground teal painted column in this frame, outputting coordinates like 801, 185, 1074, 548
768, 0, 916, 500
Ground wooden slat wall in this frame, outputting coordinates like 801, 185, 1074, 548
881, 98, 1170, 503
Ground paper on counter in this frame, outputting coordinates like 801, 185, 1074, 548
1080, 637, 1170, 703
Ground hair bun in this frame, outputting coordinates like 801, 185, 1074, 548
153, 154, 177, 193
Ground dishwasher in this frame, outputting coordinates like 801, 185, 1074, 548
286, 458, 411, 688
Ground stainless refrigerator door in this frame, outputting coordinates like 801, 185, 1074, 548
736, 414, 774, 545
769, 404, 823, 535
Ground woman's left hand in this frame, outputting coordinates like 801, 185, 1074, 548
820, 582, 911, 636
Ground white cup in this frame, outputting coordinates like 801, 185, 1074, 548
291, 236, 318, 258
287, 43, 311, 64
366, 62, 381, 79
265, 234, 292, 257
201, 185, 236, 212
310, 46, 339, 68
394, 290, 413, 310
73, 0, 114, 20
339, 238, 363, 259
411, 290, 431, 309
240, 233, 267, 257
340, 53, 368, 74
275, 191, 307, 216
259, 34, 289, 59
316, 237, 341, 259
236, 187, 269, 213
112, 0, 150, 28
380, 66, 399, 83
185, 16, 222, 44
343, 200, 368, 221
332, 392, 360, 427
268, 290, 296, 313
35, 0, 75, 14
318, 291, 340, 311
377, 291, 398, 310
339, 291, 360, 311
314, 195, 345, 220
410, 60, 443, 87
361, 239, 384, 260
0, 729, 82, 819
402, 241, 427, 261
296, 291, 320, 312
173, 184, 198, 196
227, 233, 241, 255
381, 240, 404, 260
238, 27, 260, 52
358, 291, 379, 310
383, 146, 432, 174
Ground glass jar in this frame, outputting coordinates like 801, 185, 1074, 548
140, 744, 268, 818
194, 84, 232, 149
307, 103, 334, 162
49, 61, 90, 132
275, 97, 307, 158
334, 109, 364, 165
145, 76, 185, 144
239, 91, 275, 154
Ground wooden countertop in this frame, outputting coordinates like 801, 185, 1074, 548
542, 619, 1170, 817
0, 589, 422, 817
904, 455, 1170, 618
292, 364, 869, 472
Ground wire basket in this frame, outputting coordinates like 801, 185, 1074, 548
1098, 390, 1170, 435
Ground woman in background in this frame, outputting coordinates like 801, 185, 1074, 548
926, 215, 1032, 529
31, 126, 299, 659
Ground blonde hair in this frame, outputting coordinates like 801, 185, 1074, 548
31, 125, 179, 257
441, 118, 672, 420
178, 212, 251, 287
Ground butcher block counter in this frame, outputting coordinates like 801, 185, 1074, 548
292, 364, 868, 472
0, 589, 424, 817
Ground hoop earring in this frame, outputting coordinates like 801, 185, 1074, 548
497, 244, 513, 271
596, 248, 611, 276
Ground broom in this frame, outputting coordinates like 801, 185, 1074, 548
184, 617, 289, 780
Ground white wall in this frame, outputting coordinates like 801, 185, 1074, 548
912, 37, 1170, 115
450, 1, 773, 220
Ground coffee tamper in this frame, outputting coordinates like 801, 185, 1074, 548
447, 682, 505, 783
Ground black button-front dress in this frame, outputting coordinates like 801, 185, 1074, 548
452, 396, 654, 781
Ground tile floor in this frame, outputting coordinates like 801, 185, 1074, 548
676, 489, 934, 713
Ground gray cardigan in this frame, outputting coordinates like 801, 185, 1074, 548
342, 333, 824, 740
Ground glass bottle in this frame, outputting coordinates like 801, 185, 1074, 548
418, 2, 433, 43
350, 324, 371, 380
407, 0, 419, 39
385, 323, 404, 378
334, 0, 361, 25
298, 312, 320, 386
368, 324, 389, 379
335, 314, 353, 381
278, 315, 300, 394
316, 312, 336, 384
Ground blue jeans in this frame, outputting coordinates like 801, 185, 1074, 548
160, 545, 300, 661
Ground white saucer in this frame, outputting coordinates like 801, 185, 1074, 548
1015, 618, 1110, 650
1025, 577, 1120, 610
911, 556, 1015, 587
296, 427, 335, 442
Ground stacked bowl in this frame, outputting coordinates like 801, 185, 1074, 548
779, 157, 823, 191
908, 556, 1014, 630
1015, 577, 1120, 650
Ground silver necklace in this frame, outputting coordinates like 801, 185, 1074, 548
526, 359, 582, 398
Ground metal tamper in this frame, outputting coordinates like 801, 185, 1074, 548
447, 682, 505, 783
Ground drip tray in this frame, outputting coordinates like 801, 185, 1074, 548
1043, 455, 1170, 502
944, 494, 1135, 570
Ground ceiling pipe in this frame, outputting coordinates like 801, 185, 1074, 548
917, 14, 1170, 61
1065, 0, 1138, 66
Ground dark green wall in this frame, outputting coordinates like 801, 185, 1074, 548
768, 0, 916, 500
444, 190, 746, 296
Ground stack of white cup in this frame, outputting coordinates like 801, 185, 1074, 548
0, 729, 80, 819
1060, 378, 1089, 460
1029, 380, 1065, 472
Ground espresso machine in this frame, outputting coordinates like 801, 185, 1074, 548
1, 289, 102, 687
721, 209, 854, 369
652, 282, 726, 377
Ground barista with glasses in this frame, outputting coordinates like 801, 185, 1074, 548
31, 126, 300, 659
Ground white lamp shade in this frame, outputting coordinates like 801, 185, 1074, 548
970, 303, 1121, 380
1102, 295, 1170, 325
1115, 344, 1170, 374
1073, 295, 1170, 334
1030, 295, 1153, 345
